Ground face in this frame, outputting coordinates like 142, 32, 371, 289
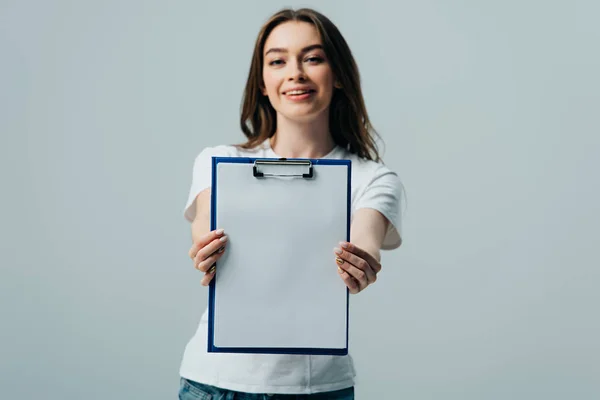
262, 21, 336, 122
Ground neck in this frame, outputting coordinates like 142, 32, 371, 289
270, 111, 335, 159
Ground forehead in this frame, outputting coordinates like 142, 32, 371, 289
263, 21, 322, 53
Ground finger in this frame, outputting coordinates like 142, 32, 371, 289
337, 266, 360, 294
200, 265, 217, 286
336, 257, 370, 290
340, 242, 381, 273
196, 245, 226, 272
334, 247, 377, 285
194, 235, 228, 267
189, 228, 225, 259
188, 228, 225, 259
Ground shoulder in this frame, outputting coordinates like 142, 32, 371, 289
343, 150, 401, 188
194, 144, 238, 160
344, 150, 404, 217
343, 152, 404, 250
193, 142, 269, 161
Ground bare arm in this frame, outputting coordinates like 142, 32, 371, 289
190, 188, 212, 243
187, 188, 228, 286
349, 208, 391, 262
335, 208, 400, 293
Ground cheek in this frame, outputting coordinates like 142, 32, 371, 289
262, 71, 279, 96
313, 68, 334, 93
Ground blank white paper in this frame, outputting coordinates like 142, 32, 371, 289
212, 161, 349, 350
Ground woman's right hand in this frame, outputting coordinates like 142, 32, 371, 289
188, 228, 228, 286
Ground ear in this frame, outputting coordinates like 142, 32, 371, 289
260, 82, 268, 96
334, 80, 343, 89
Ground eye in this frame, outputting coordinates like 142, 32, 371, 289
268, 59, 284, 66
305, 56, 324, 64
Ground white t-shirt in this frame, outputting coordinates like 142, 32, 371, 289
179, 140, 404, 395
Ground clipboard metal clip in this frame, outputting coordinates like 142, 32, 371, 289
253, 159, 314, 179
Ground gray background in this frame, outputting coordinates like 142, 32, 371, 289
1, 0, 599, 399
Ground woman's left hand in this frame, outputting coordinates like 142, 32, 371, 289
334, 242, 381, 294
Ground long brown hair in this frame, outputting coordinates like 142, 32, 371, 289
239, 8, 381, 161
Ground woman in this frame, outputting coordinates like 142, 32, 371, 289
180, 7, 403, 400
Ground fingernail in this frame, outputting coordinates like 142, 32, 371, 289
220, 235, 228, 243
340, 242, 349, 249
336, 257, 344, 265
217, 246, 225, 253
333, 247, 342, 255
338, 266, 343, 274
208, 265, 216, 274
215, 229, 225, 235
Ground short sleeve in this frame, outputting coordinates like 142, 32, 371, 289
183, 145, 231, 222
354, 164, 404, 250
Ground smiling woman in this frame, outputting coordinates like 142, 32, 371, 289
261, 24, 335, 125
239, 8, 380, 161
179, 7, 404, 400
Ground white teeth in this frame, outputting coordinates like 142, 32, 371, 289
287, 90, 311, 95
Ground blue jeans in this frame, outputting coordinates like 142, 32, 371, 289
179, 378, 354, 400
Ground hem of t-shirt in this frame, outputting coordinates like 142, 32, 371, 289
381, 224, 402, 250
179, 370, 355, 395
183, 203, 195, 223
184, 190, 208, 223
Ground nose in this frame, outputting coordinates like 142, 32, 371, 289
287, 59, 306, 81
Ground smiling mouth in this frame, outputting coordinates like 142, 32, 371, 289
284, 89, 316, 96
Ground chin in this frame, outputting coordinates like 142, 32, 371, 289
279, 106, 329, 122
279, 112, 317, 123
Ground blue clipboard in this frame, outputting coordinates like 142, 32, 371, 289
207, 156, 352, 356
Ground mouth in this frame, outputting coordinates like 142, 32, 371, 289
283, 89, 316, 99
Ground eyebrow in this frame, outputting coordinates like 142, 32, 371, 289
264, 44, 324, 56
